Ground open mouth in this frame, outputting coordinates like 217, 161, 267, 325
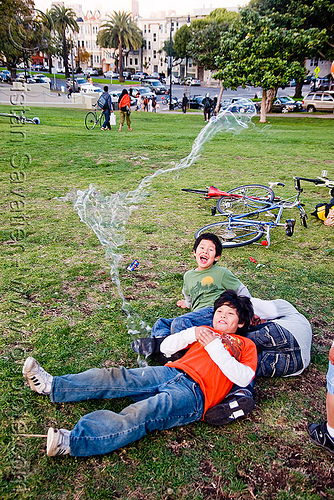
200, 255, 208, 263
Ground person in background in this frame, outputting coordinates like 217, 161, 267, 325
182, 93, 188, 113
100, 85, 113, 131
118, 89, 132, 132
202, 93, 212, 122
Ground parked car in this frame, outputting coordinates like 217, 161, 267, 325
80, 83, 102, 94
149, 72, 165, 82
189, 95, 204, 109
104, 70, 114, 78
181, 77, 201, 86
302, 91, 334, 113
143, 79, 167, 94
131, 71, 148, 81
131, 86, 156, 99
271, 96, 302, 113
83, 67, 98, 76
33, 73, 51, 84
66, 77, 87, 92
310, 78, 330, 91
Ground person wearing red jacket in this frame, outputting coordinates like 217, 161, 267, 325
118, 89, 132, 131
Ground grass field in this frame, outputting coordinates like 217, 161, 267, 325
1, 104, 334, 499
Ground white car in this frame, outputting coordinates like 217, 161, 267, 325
83, 68, 98, 76
80, 84, 102, 94
34, 74, 51, 84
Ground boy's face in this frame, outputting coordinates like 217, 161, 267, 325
194, 239, 220, 271
213, 304, 244, 334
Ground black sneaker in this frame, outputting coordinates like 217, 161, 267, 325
131, 337, 165, 357
205, 393, 255, 426
308, 421, 334, 456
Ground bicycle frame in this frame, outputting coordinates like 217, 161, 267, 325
211, 190, 306, 247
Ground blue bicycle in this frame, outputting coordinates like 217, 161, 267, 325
194, 182, 307, 248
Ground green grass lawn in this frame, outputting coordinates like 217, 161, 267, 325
1, 106, 334, 499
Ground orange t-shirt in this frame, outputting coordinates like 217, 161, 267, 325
167, 330, 257, 416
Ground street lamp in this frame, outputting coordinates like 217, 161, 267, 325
169, 19, 174, 110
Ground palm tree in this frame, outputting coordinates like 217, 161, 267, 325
51, 5, 79, 78
98, 11, 142, 82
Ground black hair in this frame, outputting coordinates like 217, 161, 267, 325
104, 85, 108, 92
193, 232, 222, 259
213, 289, 254, 336
118, 88, 128, 103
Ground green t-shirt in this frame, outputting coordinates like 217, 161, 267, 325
183, 266, 243, 311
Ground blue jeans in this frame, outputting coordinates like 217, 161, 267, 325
247, 322, 302, 377
51, 365, 204, 457
102, 109, 110, 129
151, 307, 214, 338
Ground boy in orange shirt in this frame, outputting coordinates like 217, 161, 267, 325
22, 290, 257, 457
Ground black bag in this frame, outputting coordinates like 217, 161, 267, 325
312, 197, 334, 221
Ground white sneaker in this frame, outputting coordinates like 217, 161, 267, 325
47, 428, 71, 456
22, 357, 53, 395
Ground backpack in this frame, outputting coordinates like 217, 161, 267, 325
312, 197, 334, 221
97, 94, 108, 110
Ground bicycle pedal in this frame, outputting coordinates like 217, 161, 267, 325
211, 206, 217, 216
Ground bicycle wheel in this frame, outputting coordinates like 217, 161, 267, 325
216, 184, 275, 215
98, 112, 104, 128
85, 112, 97, 130
195, 220, 264, 248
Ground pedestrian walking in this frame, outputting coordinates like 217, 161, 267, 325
182, 93, 188, 113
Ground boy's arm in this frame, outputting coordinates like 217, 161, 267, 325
177, 289, 191, 309
198, 329, 256, 387
160, 327, 196, 356
236, 283, 251, 298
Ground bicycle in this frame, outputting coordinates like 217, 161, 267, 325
182, 184, 277, 216
0, 111, 40, 124
85, 103, 104, 130
190, 183, 307, 248
293, 171, 334, 197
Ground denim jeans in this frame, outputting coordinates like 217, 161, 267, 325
151, 307, 214, 338
247, 322, 302, 377
51, 365, 204, 457
102, 109, 110, 129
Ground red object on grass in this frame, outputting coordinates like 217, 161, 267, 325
261, 240, 268, 246
249, 257, 257, 263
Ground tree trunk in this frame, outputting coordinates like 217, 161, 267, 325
62, 32, 69, 78
215, 80, 224, 115
118, 41, 124, 83
294, 79, 303, 99
266, 88, 276, 113
260, 89, 267, 123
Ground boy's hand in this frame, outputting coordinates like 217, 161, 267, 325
177, 299, 188, 309
329, 346, 334, 365
195, 327, 218, 347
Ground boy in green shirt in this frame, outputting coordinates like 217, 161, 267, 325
132, 232, 250, 351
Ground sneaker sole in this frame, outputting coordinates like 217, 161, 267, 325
205, 395, 255, 426
47, 428, 69, 456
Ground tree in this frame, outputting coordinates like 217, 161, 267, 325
215, 8, 326, 122
173, 24, 191, 75
97, 11, 142, 83
0, 0, 47, 79
50, 5, 79, 78
249, 0, 334, 96
38, 9, 61, 74
187, 9, 239, 110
